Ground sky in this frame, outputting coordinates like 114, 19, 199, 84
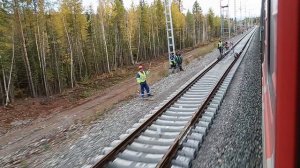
82, 0, 261, 19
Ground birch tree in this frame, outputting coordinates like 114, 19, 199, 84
0, 0, 222, 102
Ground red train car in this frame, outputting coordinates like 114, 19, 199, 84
261, 0, 299, 167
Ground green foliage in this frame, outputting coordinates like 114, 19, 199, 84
0, 0, 223, 103
0, 4, 13, 69
185, 10, 195, 46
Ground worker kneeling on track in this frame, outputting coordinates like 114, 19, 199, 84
136, 65, 153, 98
169, 53, 177, 73
224, 41, 229, 51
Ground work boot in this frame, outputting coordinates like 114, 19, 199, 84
147, 94, 153, 97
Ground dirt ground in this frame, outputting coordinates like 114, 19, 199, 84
0, 42, 216, 135
0, 59, 161, 135
0, 42, 216, 166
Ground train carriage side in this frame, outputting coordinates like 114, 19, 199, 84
261, 0, 300, 167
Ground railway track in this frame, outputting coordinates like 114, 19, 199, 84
90, 27, 257, 168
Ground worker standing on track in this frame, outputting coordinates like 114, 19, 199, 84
175, 51, 184, 71
218, 40, 223, 56
136, 65, 153, 98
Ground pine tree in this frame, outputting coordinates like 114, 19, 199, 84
171, 2, 185, 50
207, 8, 215, 40
185, 10, 195, 47
192, 0, 203, 45
0, 0, 222, 102
13, 0, 37, 97
0, 1, 14, 104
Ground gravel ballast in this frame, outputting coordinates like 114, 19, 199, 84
192, 30, 262, 167
21, 44, 224, 168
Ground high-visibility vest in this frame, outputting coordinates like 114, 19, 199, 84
170, 55, 176, 65
136, 71, 149, 83
170, 60, 176, 65
218, 42, 223, 48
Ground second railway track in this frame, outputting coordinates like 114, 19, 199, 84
89, 27, 257, 168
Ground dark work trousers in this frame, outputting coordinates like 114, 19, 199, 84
170, 63, 176, 69
140, 82, 150, 97
178, 64, 183, 71
218, 47, 223, 55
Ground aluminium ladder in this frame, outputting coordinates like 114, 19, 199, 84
164, 0, 176, 63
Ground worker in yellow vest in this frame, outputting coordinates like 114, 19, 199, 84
170, 53, 177, 73
218, 40, 223, 55
136, 65, 153, 98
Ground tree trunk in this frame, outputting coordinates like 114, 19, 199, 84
198, 21, 201, 44
128, 32, 134, 65
148, 31, 152, 57
114, 26, 118, 69
136, 16, 141, 63
99, 0, 110, 73
151, 22, 156, 58
143, 41, 146, 60
78, 37, 87, 77
91, 34, 99, 72
193, 22, 196, 47
14, 0, 36, 97
179, 29, 182, 50
182, 28, 185, 48
52, 32, 62, 93
202, 19, 205, 43
0, 76, 4, 105
41, 31, 49, 96
34, 11, 49, 97
156, 28, 160, 55
2, 68, 8, 105
5, 33, 15, 105
75, 38, 82, 79
63, 16, 74, 88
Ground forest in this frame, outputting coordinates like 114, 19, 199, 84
0, 0, 222, 105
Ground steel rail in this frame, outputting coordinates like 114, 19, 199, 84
156, 28, 257, 168
92, 29, 254, 168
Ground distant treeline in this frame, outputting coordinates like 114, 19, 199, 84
0, 0, 222, 104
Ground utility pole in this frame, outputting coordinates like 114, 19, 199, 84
164, 0, 175, 63
244, 1, 247, 30
240, 0, 242, 32
234, 0, 237, 34
248, 10, 251, 28
220, 0, 230, 40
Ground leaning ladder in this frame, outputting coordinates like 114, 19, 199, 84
164, 0, 176, 63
